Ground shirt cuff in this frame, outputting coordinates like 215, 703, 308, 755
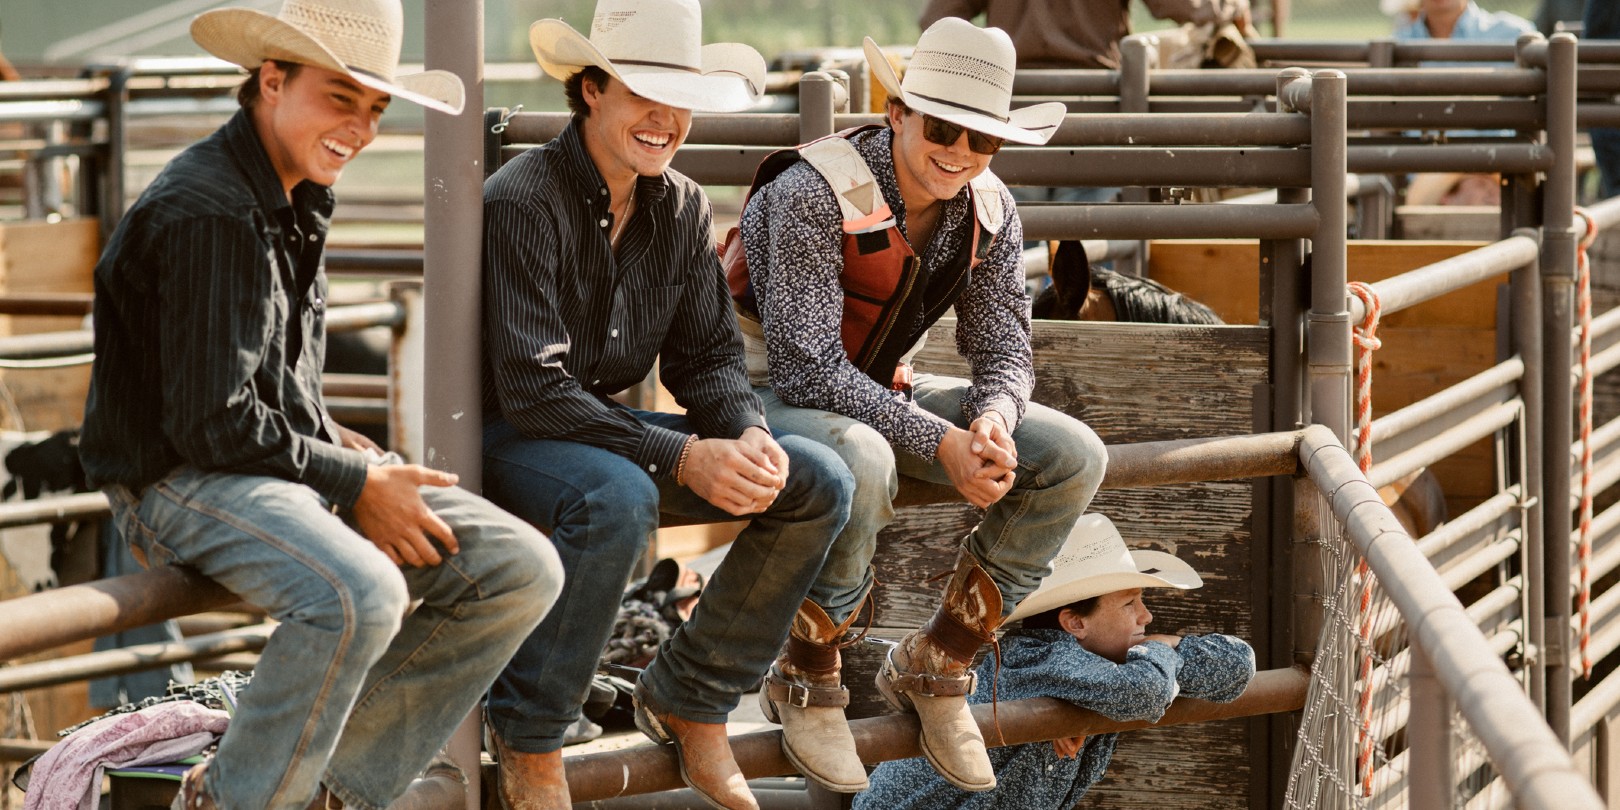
636, 424, 692, 479
303, 440, 369, 511
725, 411, 770, 440
976, 397, 1023, 434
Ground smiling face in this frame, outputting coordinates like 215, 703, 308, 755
887, 100, 993, 211
251, 62, 388, 199
578, 73, 692, 189
1062, 588, 1152, 664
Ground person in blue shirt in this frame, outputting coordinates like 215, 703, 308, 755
1394, 0, 1534, 45
853, 514, 1255, 810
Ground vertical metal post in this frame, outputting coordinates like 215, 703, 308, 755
1512, 232, 1546, 713
1305, 69, 1349, 442
1542, 31, 1578, 747
1407, 638, 1455, 810
798, 72, 838, 143
388, 280, 426, 464
1368, 38, 1395, 68
1119, 36, 1154, 276
424, 1, 486, 807
103, 66, 131, 239
1265, 188, 1308, 810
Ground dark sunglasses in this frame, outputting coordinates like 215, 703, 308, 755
917, 112, 1006, 155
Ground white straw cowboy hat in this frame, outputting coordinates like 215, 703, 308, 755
864, 17, 1066, 146
1008, 514, 1203, 622
191, 0, 465, 115
530, 0, 766, 113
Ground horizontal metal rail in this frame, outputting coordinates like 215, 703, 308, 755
1021, 202, 1318, 241
1368, 400, 1520, 490
0, 624, 272, 692
1347, 236, 1538, 323
562, 668, 1308, 803
1369, 357, 1523, 461
1416, 489, 1522, 562
0, 432, 1307, 655
0, 302, 406, 362
1298, 425, 1602, 809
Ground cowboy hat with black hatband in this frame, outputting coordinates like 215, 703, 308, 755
864, 17, 1067, 146
191, 0, 464, 115
1009, 513, 1203, 622
530, 0, 766, 113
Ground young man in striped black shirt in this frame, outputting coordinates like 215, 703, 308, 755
77, 2, 562, 807
479, 2, 854, 808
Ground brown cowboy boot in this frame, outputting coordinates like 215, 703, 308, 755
758, 599, 868, 792
633, 682, 757, 810
486, 726, 571, 810
874, 551, 1004, 792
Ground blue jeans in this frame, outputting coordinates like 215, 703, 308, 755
483, 410, 853, 749
758, 374, 1107, 622
106, 456, 561, 810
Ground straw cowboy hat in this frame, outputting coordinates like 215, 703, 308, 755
864, 17, 1067, 146
191, 0, 464, 115
529, 0, 766, 113
1008, 514, 1203, 622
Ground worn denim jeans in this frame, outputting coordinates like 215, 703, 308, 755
758, 374, 1107, 622
482, 408, 853, 751
105, 455, 562, 810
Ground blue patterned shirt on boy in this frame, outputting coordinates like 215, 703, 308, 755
853, 629, 1255, 810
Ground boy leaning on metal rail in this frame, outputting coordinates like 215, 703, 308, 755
74, 1, 563, 808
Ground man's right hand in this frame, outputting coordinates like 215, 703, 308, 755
352, 464, 460, 568
683, 433, 787, 516
938, 427, 1015, 509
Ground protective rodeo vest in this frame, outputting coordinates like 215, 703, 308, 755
723, 126, 1004, 389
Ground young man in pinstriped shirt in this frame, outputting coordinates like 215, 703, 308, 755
77, 2, 562, 808
479, 2, 854, 809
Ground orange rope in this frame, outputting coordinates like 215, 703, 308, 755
1577, 207, 1599, 680
1347, 281, 1382, 796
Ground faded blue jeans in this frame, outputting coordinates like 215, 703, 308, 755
483, 409, 853, 751
758, 374, 1107, 622
105, 455, 561, 810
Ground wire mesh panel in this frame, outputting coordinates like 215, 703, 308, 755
1285, 484, 1531, 809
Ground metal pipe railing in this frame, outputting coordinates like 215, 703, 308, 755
1347, 236, 1539, 324
561, 668, 1308, 803
1368, 357, 1523, 460
0, 624, 271, 692
0, 431, 1308, 658
1299, 425, 1601, 808
1368, 401, 1521, 490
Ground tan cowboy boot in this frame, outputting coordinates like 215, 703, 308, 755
487, 727, 571, 810
634, 683, 758, 810
874, 551, 1004, 792
758, 599, 868, 792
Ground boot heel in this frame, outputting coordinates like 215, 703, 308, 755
632, 686, 672, 745
757, 687, 781, 724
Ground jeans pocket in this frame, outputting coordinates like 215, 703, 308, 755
105, 485, 173, 570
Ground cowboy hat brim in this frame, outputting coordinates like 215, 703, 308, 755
530, 19, 764, 113
1008, 549, 1203, 622
863, 37, 1064, 146
191, 8, 464, 115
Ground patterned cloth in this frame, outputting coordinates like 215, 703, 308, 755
738, 127, 1032, 462
23, 701, 229, 810
853, 630, 1255, 810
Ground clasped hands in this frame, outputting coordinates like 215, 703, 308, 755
681, 426, 789, 516
939, 411, 1017, 509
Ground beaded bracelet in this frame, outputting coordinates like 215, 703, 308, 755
675, 434, 699, 487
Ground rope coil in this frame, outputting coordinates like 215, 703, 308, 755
1346, 280, 1382, 797
1577, 206, 1599, 680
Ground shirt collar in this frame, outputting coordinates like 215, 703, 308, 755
221, 109, 335, 221
557, 116, 670, 207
